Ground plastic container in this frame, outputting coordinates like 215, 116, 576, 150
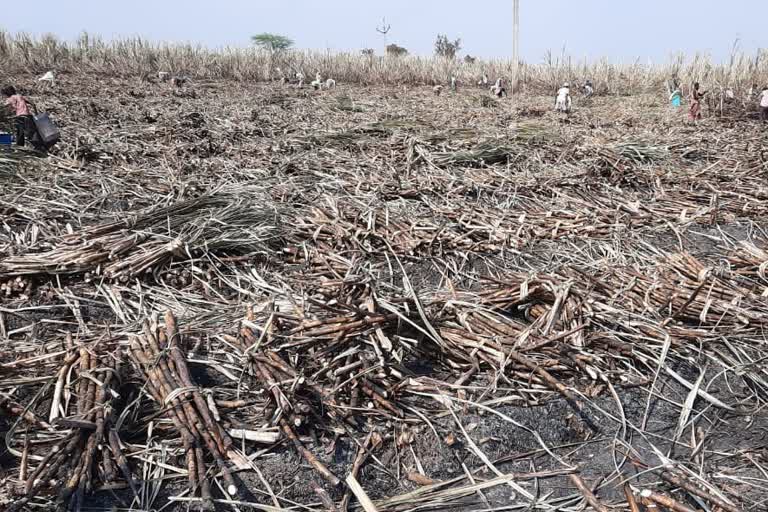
0, 133, 12, 145
33, 113, 60, 148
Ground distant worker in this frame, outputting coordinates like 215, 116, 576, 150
555, 82, 572, 113
325, 78, 336, 89
583, 80, 594, 98
311, 72, 323, 90
669, 88, 683, 108
275, 67, 288, 84
490, 78, 506, 98
37, 71, 56, 89
478, 73, 489, 87
2, 85, 35, 147
759, 86, 768, 122
450, 76, 457, 92
689, 82, 707, 121
667, 75, 680, 95
171, 76, 188, 88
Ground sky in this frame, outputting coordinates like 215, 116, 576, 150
2, 1, 763, 63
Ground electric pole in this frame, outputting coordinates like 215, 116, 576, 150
513, 0, 520, 92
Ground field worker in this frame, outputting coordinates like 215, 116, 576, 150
583, 80, 594, 98
2, 85, 36, 147
490, 78, 506, 98
759, 86, 768, 122
555, 82, 571, 113
689, 82, 707, 121
667, 75, 680, 95
311, 72, 323, 90
669, 88, 683, 108
478, 73, 489, 87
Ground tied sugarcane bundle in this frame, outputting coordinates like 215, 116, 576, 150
128, 311, 245, 510
11, 350, 136, 512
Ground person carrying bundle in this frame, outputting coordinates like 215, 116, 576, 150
2, 85, 36, 147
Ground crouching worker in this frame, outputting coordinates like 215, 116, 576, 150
2, 85, 35, 147
555, 83, 572, 113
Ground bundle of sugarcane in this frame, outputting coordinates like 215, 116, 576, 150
296, 204, 485, 257
438, 277, 589, 356
0, 275, 32, 299
728, 241, 768, 283
128, 312, 245, 510
510, 120, 558, 142
11, 347, 137, 512
613, 141, 670, 163
605, 252, 767, 327
222, 301, 414, 487
429, 140, 520, 167
0, 191, 283, 279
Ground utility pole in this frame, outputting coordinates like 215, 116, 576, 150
513, 0, 520, 92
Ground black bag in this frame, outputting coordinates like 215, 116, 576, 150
33, 113, 60, 148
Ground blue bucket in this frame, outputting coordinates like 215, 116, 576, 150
0, 133, 12, 146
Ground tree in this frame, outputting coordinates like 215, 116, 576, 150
376, 18, 391, 49
435, 35, 461, 59
251, 33, 294, 52
464, 55, 476, 64
361, 48, 375, 57
386, 44, 408, 57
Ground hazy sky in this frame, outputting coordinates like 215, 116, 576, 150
2, 1, 762, 62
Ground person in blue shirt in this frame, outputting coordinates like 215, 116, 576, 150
669, 88, 683, 108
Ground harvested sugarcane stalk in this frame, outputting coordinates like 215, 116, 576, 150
279, 417, 341, 487
659, 471, 739, 512
340, 432, 381, 511
128, 312, 242, 501
640, 489, 700, 512
568, 473, 609, 512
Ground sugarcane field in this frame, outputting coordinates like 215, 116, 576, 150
2, 28, 768, 512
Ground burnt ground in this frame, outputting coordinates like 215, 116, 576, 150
1, 75, 768, 511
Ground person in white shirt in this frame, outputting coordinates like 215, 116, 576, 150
556, 83, 572, 113
760, 86, 768, 122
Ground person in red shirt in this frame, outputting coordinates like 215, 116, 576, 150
2, 85, 35, 146
688, 82, 707, 122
